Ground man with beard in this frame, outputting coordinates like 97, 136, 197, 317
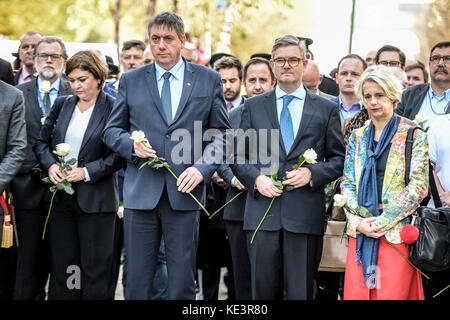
214, 56, 244, 111
104, 40, 146, 98
13, 31, 43, 85
396, 41, 450, 128
11, 36, 72, 300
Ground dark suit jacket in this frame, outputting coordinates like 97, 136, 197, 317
35, 91, 123, 213
0, 58, 14, 86
396, 83, 450, 119
11, 77, 73, 209
0, 81, 26, 193
103, 59, 231, 211
217, 105, 247, 222
232, 88, 345, 235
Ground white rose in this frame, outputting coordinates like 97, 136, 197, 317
303, 148, 318, 164
333, 194, 347, 207
117, 205, 124, 219
130, 130, 146, 143
414, 114, 427, 126
53, 143, 72, 157
39, 80, 52, 93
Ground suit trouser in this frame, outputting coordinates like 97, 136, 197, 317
225, 220, 251, 300
47, 192, 116, 300
123, 189, 199, 300
0, 247, 16, 300
13, 203, 49, 300
246, 229, 323, 300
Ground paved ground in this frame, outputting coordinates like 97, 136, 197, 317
114, 265, 228, 300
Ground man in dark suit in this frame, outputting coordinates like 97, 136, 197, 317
216, 57, 275, 300
11, 36, 72, 300
13, 31, 43, 85
0, 80, 27, 299
103, 11, 230, 300
0, 58, 14, 85
232, 35, 345, 300
396, 41, 450, 126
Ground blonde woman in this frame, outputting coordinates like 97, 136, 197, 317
341, 65, 429, 300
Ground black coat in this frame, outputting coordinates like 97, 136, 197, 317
35, 91, 124, 213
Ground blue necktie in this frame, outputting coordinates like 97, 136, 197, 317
43, 87, 54, 115
161, 72, 172, 122
280, 95, 295, 152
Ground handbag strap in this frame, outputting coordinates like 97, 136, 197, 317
404, 126, 442, 208
325, 176, 343, 218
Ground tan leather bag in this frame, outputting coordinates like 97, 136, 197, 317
319, 177, 348, 272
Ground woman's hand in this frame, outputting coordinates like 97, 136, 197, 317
66, 167, 86, 183
356, 217, 388, 239
48, 163, 66, 185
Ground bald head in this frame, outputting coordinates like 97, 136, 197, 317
302, 59, 322, 94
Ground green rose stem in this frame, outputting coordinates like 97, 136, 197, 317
383, 237, 429, 280
208, 190, 245, 220
433, 284, 450, 298
250, 196, 276, 244
141, 156, 211, 217
42, 190, 56, 240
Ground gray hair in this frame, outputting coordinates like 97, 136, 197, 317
147, 11, 185, 40
184, 41, 198, 62
355, 65, 403, 108
33, 36, 68, 60
271, 35, 307, 60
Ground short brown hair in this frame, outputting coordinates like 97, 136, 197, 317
65, 50, 108, 89
213, 56, 243, 80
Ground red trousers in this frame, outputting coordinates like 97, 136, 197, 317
344, 236, 425, 300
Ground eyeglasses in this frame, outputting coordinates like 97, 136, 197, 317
430, 55, 450, 64
35, 53, 64, 61
378, 60, 401, 67
273, 57, 302, 67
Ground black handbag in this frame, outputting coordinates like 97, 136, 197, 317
405, 127, 450, 272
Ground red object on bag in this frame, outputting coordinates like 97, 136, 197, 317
400, 224, 419, 245
0, 194, 10, 226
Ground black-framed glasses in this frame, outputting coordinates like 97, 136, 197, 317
273, 57, 302, 67
35, 53, 63, 61
378, 60, 401, 67
430, 55, 450, 64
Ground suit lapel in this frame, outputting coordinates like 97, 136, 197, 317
172, 61, 196, 126
58, 77, 73, 96
28, 79, 43, 122
145, 64, 169, 125
411, 84, 429, 118
79, 92, 107, 154
57, 96, 76, 144
287, 90, 314, 158
263, 90, 287, 156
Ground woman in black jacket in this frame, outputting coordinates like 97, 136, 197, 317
35, 50, 123, 300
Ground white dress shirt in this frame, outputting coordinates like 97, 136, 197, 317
64, 104, 95, 181
275, 84, 306, 136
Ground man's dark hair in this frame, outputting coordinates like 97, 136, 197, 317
405, 63, 429, 83
33, 36, 68, 60
336, 54, 367, 72
375, 45, 406, 68
121, 40, 146, 55
213, 56, 243, 80
243, 57, 274, 82
147, 11, 185, 40
430, 41, 450, 57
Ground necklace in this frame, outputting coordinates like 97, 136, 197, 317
428, 89, 446, 116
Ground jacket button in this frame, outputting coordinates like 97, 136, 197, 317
165, 133, 170, 139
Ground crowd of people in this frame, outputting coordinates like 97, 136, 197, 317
0, 11, 449, 301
